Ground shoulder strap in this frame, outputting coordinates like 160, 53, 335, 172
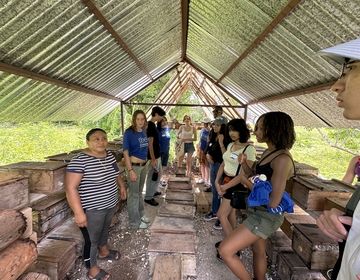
257, 148, 282, 165
269, 152, 296, 177
235, 144, 250, 176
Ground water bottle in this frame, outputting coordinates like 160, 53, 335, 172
250, 174, 267, 184
152, 169, 159, 181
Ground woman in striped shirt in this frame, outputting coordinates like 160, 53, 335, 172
66, 128, 126, 280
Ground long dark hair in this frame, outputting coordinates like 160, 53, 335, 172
257, 111, 295, 149
208, 123, 227, 145
86, 128, 106, 140
226, 118, 250, 143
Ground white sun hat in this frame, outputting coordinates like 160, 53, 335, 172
319, 38, 360, 63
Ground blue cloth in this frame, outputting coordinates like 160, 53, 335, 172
159, 127, 171, 153
123, 128, 148, 160
199, 128, 210, 151
247, 177, 294, 214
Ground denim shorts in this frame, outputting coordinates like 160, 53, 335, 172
184, 143, 195, 154
243, 207, 284, 239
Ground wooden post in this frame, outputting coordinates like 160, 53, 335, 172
120, 101, 124, 135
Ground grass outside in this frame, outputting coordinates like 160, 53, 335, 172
0, 123, 358, 181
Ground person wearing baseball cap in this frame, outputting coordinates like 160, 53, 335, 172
317, 38, 360, 280
212, 106, 229, 124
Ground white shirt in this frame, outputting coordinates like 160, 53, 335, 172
337, 201, 360, 279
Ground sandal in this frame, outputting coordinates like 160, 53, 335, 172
87, 269, 111, 280
98, 249, 120, 261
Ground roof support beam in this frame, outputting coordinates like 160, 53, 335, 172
181, 0, 190, 61
82, 0, 152, 80
185, 59, 245, 106
247, 81, 335, 105
124, 63, 179, 102
123, 102, 245, 108
0, 62, 121, 102
216, 0, 302, 83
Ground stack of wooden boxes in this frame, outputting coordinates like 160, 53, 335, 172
0, 161, 76, 280
266, 163, 355, 280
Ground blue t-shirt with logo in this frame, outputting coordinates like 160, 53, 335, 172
199, 128, 210, 151
123, 128, 148, 160
159, 127, 171, 153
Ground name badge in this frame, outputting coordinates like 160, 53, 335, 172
230, 152, 238, 160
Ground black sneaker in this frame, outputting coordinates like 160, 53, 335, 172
154, 191, 161, 197
213, 219, 222, 230
204, 187, 212, 192
204, 212, 217, 221
144, 198, 159, 206
216, 251, 223, 262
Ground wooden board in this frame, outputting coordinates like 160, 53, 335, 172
148, 232, 195, 254
292, 223, 338, 270
266, 229, 292, 265
277, 251, 325, 280
20, 207, 33, 238
150, 216, 195, 234
166, 191, 194, 202
181, 255, 197, 278
0, 176, 29, 209
0, 209, 26, 251
47, 218, 83, 256
158, 203, 195, 219
32, 238, 76, 280
168, 177, 190, 183
32, 192, 71, 239
195, 191, 210, 213
0, 161, 67, 193
292, 175, 353, 210
152, 255, 181, 280
18, 272, 50, 280
324, 197, 349, 212
45, 152, 79, 163
294, 162, 319, 176
167, 181, 192, 191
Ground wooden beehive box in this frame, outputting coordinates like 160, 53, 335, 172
45, 152, 79, 163
281, 209, 316, 239
292, 175, 353, 210
32, 192, 71, 240
292, 223, 338, 270
32, 238, 76, 280
266, 229, 292, 265
286, 162, 319, 194
0, 175, 29, 209
0, 161, 67, 193
277, 251, 326, 280
324, 196, 349, 212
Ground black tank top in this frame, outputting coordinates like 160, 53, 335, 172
255, 149, 294, 181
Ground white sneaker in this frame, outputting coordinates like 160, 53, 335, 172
141, 216, 151, 223
139, 221, 149, 229
197, 178, 204, 184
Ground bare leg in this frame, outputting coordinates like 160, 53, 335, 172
178, 155, 184, 168
186, 152, 193, 177
229, 208, 237, 229
252, 239, 267, 279
217, 198, 234, 237
219, 224, 261, 280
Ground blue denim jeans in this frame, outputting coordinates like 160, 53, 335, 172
210, 162, 221, 214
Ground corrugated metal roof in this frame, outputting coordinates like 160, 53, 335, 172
0, 0, 359, 128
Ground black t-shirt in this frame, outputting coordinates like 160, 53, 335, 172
206, 139, 223, 163
147, 121, 160, 159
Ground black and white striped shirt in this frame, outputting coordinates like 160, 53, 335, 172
66, 151, 119, 210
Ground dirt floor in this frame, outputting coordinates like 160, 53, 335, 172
67, 170, 281, 280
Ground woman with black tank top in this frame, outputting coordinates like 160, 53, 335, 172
219, 112, 296, 280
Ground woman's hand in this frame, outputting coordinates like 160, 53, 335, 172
215, 181, 223, 196
129, 170, 137, 182
220, 184, 227, 192
120, 186, 127, 200
317, 208, 352, 242
74, 212, 87, 228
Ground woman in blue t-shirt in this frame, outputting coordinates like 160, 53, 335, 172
123, 110, 150, 229
157, 116, 171, 170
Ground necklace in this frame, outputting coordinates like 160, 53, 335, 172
97, 158, 107, 170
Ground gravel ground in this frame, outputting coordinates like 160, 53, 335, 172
67, 170, 281, 280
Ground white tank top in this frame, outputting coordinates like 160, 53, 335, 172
180, 126, 194, 143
